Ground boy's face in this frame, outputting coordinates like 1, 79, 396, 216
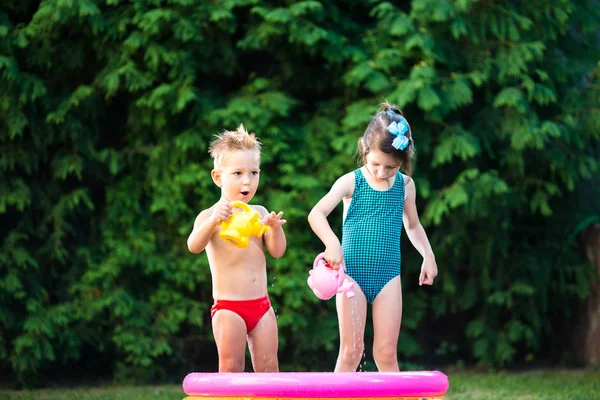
211, 149, 261, 203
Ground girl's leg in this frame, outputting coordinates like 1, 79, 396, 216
247, 308, 279, 372
335, 276, 367, 372
372, 275, 402, 372
212, 310, 248, 372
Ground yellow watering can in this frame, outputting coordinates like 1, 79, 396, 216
219, 201, 270, 248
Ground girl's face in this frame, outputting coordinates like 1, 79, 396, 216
212, 149, 261, 202
364, 149, 400, 182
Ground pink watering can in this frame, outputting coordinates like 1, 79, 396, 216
307, 252, 355, 300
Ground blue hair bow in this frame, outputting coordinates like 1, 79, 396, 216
387, 118, 409, 150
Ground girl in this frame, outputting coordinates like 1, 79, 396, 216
308, 102, 438, 372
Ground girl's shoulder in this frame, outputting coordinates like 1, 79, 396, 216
400, 173, 413, 187
338, 170, 357, 185
400, 173, 416, 201
333, 170, 357, 199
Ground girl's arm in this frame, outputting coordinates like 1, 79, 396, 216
307, 173, 354, 269
261, 209, 287, 258
402, 177, 438, 285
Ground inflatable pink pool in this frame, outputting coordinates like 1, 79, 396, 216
183, 371, 449, 398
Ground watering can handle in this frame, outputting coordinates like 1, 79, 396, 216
314, 252, 345, 283
230, 200, 251, 213
313, 252, 327, 269
228, 200, 270, 236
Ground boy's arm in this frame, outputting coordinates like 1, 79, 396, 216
402, 177, 437, 285
307, 173, 353, 269
260, 208, 287, 259
187, 208, 220, 254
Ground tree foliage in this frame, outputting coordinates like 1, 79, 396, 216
1, 0, 599, 383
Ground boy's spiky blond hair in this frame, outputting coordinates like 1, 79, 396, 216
209, 124, 262, 167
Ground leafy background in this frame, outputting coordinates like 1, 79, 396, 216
1, 0, 599, 385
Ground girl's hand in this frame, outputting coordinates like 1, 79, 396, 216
419, 257, 438, 286
324, 245, 344, 270
261, 211, 287, 228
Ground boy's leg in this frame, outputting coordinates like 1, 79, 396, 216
335, 275, 367, 372
247, 308, 279, 372
372, 275, 402, 372
212, 310, 248, 372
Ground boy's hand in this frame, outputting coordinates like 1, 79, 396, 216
419, 257, 438, 286
211, 201, 233, 225
261, 211, 287, 229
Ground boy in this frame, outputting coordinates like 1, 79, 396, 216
187, 124, 286, 372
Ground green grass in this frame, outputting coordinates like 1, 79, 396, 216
449, 369, 600, 399
0, 369, 598, 400
0, 384, 182, 400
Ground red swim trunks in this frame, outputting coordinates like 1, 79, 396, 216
210, 295, 272, 333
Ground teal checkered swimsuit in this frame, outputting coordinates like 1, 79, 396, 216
342, 168, 405, 304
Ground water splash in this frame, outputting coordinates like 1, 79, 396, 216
349, 294, 366, 372
359, 352, 367, 372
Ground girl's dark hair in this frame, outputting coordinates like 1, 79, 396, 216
357, 101, 415, 175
